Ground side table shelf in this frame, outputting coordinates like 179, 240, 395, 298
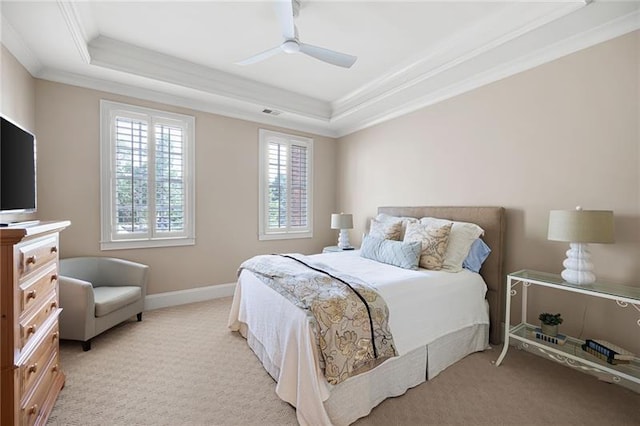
495, 270, 640, 393
511, 323, 640, 386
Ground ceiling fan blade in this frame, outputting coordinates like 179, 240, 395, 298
274, 0, 296, 40
235, 46, 282, 65
299, 43, 357, 68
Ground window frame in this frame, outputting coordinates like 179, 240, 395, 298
100, 100, 196, 250
258, 129, 313, 241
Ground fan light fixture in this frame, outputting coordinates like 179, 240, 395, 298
236, 0, 357, 68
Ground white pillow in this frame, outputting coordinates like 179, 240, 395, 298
419, 217, 484, 272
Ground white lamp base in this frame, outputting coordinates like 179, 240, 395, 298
561, 243, 596, 285
337, 229, 352, 249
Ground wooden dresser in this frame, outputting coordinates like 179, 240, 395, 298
1, 221, 70, 426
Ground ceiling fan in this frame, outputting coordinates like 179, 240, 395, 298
236, 0, 357, 69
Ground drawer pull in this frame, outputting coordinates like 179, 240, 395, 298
50, 246, 58, 253
28, 404, 38, 416
50, 301, 58, 310
27, 290, 37, 300
51, 274, 58, 282
26, 324, 37, 335
26, 255, 37, 265
52, 331, 59, 342
28, 363, 38, 374
52, 364, 59, 373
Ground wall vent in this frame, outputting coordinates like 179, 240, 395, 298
262, 108, 282, 116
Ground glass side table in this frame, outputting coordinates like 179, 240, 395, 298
495, 270, 640, 392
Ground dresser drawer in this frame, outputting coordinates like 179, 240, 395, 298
19, 322, 59, 398
17, 235, 59, 281
1, 222, 69, 426
19, 293, 59, 350
20, 351, 61, 426
19, 263, 58, 314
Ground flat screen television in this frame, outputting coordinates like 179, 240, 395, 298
1, 115, 37, 214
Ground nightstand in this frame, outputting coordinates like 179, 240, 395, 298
322, 246, 357, 253
495, 269, 640, 392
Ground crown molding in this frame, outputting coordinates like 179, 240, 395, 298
0, 14, 43, 76
332, 5, 640, 137
88, 36, 331, 122
56, 0, 90, 64
330, 1, 587, 121
37, 68, 338, 138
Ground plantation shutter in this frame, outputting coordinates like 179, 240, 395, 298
101, 100, 195, 250
262, 130, 312, 237
289, 143, 308, 228
114, 116, 150, 237
267, 141, 287, 229
154, 123, 185, 233
111, 114, 188, 240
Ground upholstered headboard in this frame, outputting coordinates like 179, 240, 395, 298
378, 206, 506, 345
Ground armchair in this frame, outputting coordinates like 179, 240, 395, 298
58, 257, 149, 351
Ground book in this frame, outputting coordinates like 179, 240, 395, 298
591, 339, 635, 361
584, 339, 635, 361
581, 344, 630, 365
530, 327, 567, 345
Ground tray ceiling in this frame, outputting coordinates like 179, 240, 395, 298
1, 1, 639, 137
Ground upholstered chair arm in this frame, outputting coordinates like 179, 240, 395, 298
97, 258, 149, 297
58, 275, 95, 341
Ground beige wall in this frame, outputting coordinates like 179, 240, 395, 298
1, 45, 35, 129
34, 81, 337, 294
336, 31, 640, 352
0, 45, 37, 223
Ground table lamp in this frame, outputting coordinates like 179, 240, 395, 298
331, 213, 353, 249
547, 206, 614, 285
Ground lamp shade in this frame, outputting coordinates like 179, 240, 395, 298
548, 209, 614, 243
331, 213, 353, 230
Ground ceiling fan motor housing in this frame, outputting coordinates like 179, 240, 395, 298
282, 40, 300, 54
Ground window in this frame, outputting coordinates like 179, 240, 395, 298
259, 129, 313, 240
100, 100, 195, 250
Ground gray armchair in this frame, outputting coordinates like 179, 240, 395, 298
58, 257, 149, 351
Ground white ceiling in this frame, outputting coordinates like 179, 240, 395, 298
1, 1, 639, 137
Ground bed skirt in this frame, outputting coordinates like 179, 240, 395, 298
238, 322, 488, 426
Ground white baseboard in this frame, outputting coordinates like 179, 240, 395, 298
144, 282, 236, 311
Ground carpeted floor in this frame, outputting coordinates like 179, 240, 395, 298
47, 298, 640, 425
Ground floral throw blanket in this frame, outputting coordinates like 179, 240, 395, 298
239, 254, 397, 385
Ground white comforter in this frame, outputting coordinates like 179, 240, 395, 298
228, 250, 489, 425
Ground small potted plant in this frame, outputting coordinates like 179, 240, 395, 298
539, 312, 563, 337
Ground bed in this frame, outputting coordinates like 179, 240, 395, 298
228, 206, 505, 425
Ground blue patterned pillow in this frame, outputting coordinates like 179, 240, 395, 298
360, 235, 421, 270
